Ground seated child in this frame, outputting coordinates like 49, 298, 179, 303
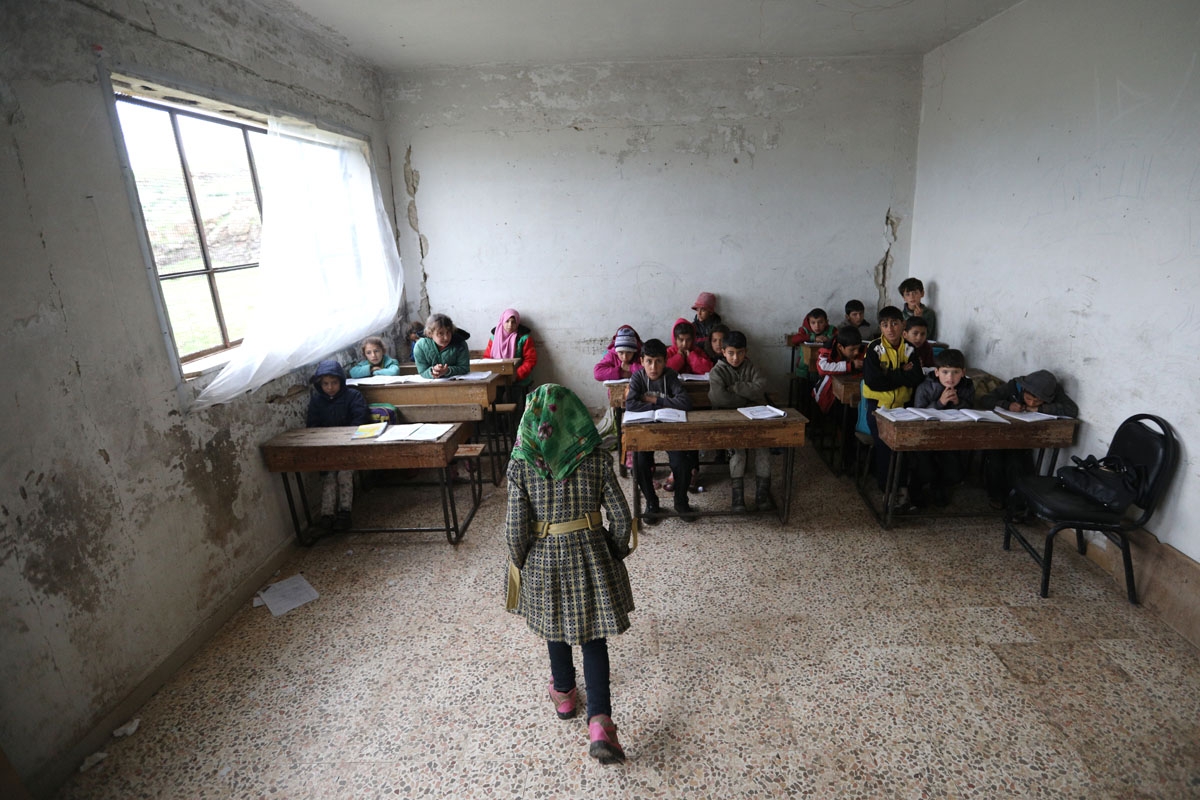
787, 307, 836, 380
690, 292, 722, 351
412, 313, 470, 379
903, 316, 935, 373
705, 323, 730, 364
484, 308, 537, 413
911, 349, 975, 506
483, 308, 537, 387
708, 331, 774, 512
898, 277, 938, 340
594, 325, 643, 381
666, 318, 714, 375
813, 325, 865, 414
403, 319, 425, 359
348, 335, 401, 378
862, 306, 925, 494
839, 299, 872, 335
625, 338, 697, 522
306, 360, 369, 532
979, 369, 1079, 507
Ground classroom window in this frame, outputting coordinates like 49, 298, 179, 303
114, 92, 267, 364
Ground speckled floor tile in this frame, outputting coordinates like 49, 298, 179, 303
54, 445, 1200, 799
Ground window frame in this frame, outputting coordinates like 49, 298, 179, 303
114, 92, 267, 365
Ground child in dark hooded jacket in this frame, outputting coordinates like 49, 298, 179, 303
307, 359, 369, 531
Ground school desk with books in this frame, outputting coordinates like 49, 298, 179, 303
861, 409, 1079, 529
604, 378, 711, 477
261, 421, 482, 545
620, 408, 809, 524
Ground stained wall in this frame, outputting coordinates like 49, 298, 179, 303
910, 0, 1200, 561
385, 57, 922, 405
0, 0, 390, 791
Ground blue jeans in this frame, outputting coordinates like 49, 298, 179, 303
547, 638, 610, 720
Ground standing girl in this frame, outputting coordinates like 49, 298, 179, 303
504, 384, 635, 764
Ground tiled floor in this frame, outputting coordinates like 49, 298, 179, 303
59, 448, 1200, 799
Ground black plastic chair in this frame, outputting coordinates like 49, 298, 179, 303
1002, 414, 1177, 604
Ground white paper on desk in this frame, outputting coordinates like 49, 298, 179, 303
995, 408, 1057, 422
961, 408, 1010, 423
907, 408, 971, 422
377, 422, 453, 441
258, 574, 318, 617
346, 375, 409, 386
875, 407, 923, 422
738, 405, 786, 420
453, 370, 492, 381
407, 422, 453, 440
602, 379, 631, 386
677, 373, 710, 382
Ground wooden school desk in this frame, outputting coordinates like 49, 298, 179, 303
815, 374, 862, 475
353, 373, 504, 407
621, 408, 808, 524
862, 413, 1079, 529
395, 358, 517, 378
605, 378, 712, 476
261, 423, 481, 545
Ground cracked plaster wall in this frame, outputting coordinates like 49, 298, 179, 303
385, 57, 920, 404
0, 0, 390, 789
910, 0, 1200, 560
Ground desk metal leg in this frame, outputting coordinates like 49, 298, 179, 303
882, 451, 904, 530
615, 410, 627, 478
779, 446, 796, 524
438, 466, 463, 545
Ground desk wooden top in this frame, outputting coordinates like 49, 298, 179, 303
875, 414, 1078, 452
261, 424, 469, 472
606, 379, 712, 410
395, 358, 517, 377
831, 374, 862, 406
354, 374, 503, 408
622, 408, 807, 451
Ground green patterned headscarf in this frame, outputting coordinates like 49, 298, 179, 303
511, 384, 602, 481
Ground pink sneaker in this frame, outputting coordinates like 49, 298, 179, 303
587, 714, 625, 764
548, 682, 577, 719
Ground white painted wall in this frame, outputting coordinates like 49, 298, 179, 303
385, 57, 921, 408
910, 0, 1200, 559
0, 0, 390, 789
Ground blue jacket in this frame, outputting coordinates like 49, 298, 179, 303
306, 360, 369, 428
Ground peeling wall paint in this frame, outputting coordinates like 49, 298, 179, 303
910, 0, 1200, 560
0, 0, 391, 790
385, 57, 921, 402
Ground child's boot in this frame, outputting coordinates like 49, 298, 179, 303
548, 681, 577, 719
587, 714, 626, 764
755, 477, 775, 512
731, 478, 747, 513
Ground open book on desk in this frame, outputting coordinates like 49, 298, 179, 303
738, 405, 786, 420
348, 371, 493, 386
350, 421, 388, 439
623, 408, 687, 424
376, 422, 454, 442
877, 407, 1009, 423
995, 408, 1061, 422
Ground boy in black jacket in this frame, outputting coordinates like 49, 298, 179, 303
625, 339, 696, 522
307, 359, 369, 531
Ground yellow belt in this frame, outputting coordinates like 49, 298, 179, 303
535, 511, 602, 537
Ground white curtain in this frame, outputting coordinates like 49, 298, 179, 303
193, 117, 403, 409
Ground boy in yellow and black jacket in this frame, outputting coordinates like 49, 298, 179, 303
862, 305, 925, 491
